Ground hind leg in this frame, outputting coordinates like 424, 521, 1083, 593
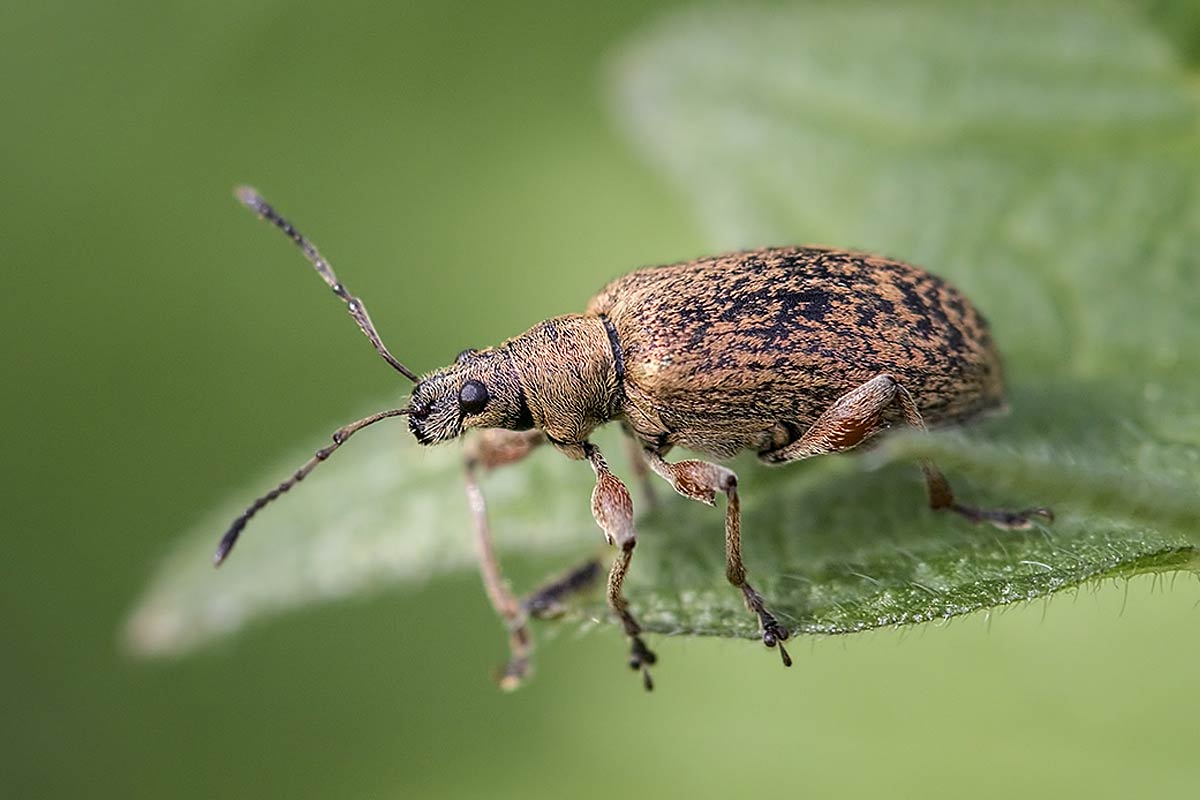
761, 373, 1053, 528
643, 452, 792, 667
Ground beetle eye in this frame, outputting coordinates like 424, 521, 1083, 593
458, 379, 489, 414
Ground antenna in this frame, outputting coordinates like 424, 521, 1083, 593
214, 408, 410, 566
235, 186, 419, 382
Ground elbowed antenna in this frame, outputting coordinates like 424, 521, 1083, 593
214, 408, 410, 566
234, 185, 419, 382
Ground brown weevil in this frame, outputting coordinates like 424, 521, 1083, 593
216, 187, 1052, 691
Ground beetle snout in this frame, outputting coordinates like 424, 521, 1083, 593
405, 379, 463, 446
408, 416, 434, 445
406, 394, 435, 445
408, 400, 431, 420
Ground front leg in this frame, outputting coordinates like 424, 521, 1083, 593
582, 442, 657, 690
463, 429, 546, 690
643, 452, 792, 667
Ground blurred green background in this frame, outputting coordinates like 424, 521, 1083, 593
3, 1, 1199, 798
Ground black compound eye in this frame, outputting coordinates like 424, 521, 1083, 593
458, 380, 489, 414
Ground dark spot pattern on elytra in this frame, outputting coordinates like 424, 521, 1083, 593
586, 246, 1004, 458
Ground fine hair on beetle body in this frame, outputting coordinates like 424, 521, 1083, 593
216, 186, 1053, 692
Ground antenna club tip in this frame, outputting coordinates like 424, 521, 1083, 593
234, 185, 265, 212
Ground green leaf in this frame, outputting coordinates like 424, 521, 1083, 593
127, 0, 1200, 655
125, 427, 604, 656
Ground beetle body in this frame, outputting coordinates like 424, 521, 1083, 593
412, 246, 1003, 462
223, 189, 1050, 691
592, 246, 1003, 459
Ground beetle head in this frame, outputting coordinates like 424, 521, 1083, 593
407, 348, 532, 445
219, 187, 545, 567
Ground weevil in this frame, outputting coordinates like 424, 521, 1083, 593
216, 187, 1052, 691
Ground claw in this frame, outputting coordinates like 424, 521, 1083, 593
742, 584, 793, 669
628, 635, 657, 691
774, 639, 793, 668
495, 657, 529, 692
761, 621, 793, 668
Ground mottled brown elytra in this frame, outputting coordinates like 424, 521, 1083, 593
216, 187, 1052, 691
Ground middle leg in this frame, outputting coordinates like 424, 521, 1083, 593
643, 452, 792, 667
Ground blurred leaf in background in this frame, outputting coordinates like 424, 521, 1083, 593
130, 0, 1200, 653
